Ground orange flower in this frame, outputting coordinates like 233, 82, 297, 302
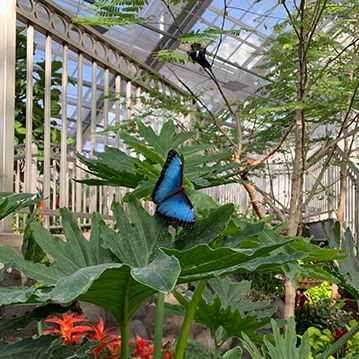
131, 336, 174, 359
104, 335, 121, 359
163, 352, 175, 359
44, 312, 93, 344
131, 336, 153, 359
88, 318, 121, 358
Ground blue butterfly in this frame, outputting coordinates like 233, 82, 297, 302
152, 150, 195, 230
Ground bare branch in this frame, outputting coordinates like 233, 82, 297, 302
282, 1, 301, 39
211, 0, 227, 66
251, 121, 295, 166
254, 186, 287, 222
161, 0, 183, 35
167, 66, 238, 148
205, 68, 243, 157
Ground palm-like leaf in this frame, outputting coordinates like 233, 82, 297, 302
76, 120, 240, 197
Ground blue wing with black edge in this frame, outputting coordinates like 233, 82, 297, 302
156, 192, 195, 230
152, 150, 183, 204
152, 150, 195, 230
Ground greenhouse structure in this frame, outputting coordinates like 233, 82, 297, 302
0, 1, 358, 358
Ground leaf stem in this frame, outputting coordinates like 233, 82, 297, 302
37, 320, 43, 337
174, 280, 208, 359
154, 292, 165, 359
120, 319, 129, 359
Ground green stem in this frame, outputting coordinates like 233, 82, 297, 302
154, 292, 165, 359
120, 319, 129, 359
174, 280, 208, 359
213, 342, 221, 359
36, 320, 43, 337
120, 278, 131, 359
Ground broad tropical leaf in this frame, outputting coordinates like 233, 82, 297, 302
0, 192, 40, 220
0, 303, 74, 339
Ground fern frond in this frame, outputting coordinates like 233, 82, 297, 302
156, 50, 189, 64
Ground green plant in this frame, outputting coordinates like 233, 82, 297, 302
183, 338, 211, 359
307, 320, 359, 358
241, 317, 310, 359
295, 297, 352, 335
305, 282, 332, 304
0, 191, 344, 359
168, 275, 275, 356
15, 28, 66, 147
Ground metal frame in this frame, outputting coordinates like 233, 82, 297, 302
0, 0, 17, 231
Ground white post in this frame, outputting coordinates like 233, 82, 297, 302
43, 35, 52, 228
25, 25, 34, 194
75, 54, 83, 215
60, 45, 68, 208
0, 0, 16, 231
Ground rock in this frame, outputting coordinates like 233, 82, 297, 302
79, 302, 106, 324
130, 319, 148, 339
272, 298, 285, 319
194, 329, 214, 353
220, 338, 233, 353
190, 322, 207, 337
142, 304, 157, 339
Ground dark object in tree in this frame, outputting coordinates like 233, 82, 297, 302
179, 40, 213, 68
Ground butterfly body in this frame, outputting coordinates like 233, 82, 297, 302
179, 40, 213, 69
152, 150, 195, 230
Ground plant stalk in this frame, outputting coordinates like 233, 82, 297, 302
154, 292, 165, 359
174, 279, 208, 359
36, 320, 43, 337
120, 319, 129, 359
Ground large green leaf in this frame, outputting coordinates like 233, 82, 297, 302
0, 336, 56, 359
0, 336, 96, 359
0, 247, 63, 285
76, 146, 139, 188
177, 203, 234, 249
0, 287, 38, 305
222, 347, 243, 359
173, 277, 273, 345
76, 121, 241, 195
29, 209, 114, 277
0, 192, 41, 220
326, 222, 359, 296
240, 318, 310, 359
0, 303, 74, 339
100, 195, 173, 265
166, 231, 304, 283
0, 197, 180, 324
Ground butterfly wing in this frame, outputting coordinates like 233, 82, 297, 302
156, 192, 195, 230
152, 150, 183, 204
199, 39, 213, 49
178, 43, 193, 52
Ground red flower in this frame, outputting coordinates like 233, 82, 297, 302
86, 318, 121, 358
132, 336, 154, 359
131, 336, 175, 359
44, 312, 93, 344
104, 335, 121, 359
163, 351, 175, 359
334, 328, 348, 341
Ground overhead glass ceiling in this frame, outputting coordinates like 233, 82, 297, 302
51, 0, 292, 104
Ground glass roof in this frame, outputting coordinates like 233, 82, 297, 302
50, 0, 292, 104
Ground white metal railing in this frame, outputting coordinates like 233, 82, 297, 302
0, 0, 188, 229
1, 0, 358, 262
204, 146, 359, 257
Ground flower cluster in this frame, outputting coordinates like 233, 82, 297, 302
44, 312, 174, 359
131, 335, 175, 359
